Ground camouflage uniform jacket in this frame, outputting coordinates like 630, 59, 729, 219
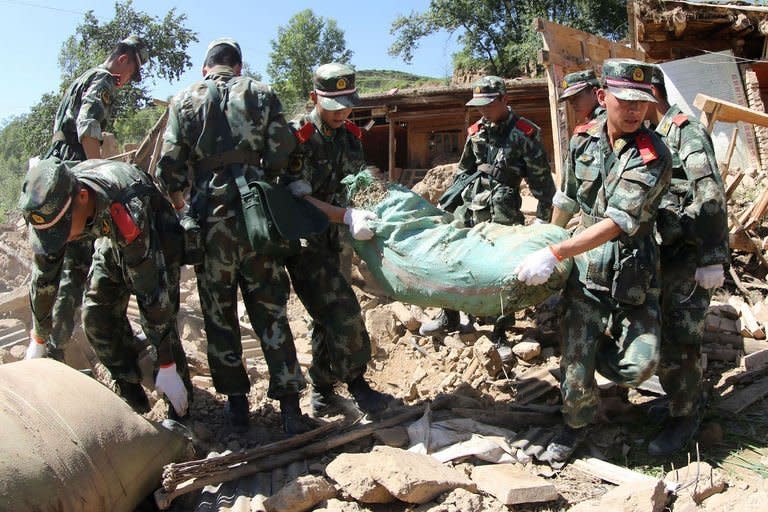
553, 116, 672, 302
654, 104, 729, 267
455, 107, 555, 222
289, 108, 365, 206
50, 66, 117, 146
29, 160, 180, 356
156, 66, 296, 221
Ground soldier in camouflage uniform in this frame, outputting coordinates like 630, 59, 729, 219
559, 69, 604, 126
156, 39, 311, 434
21, 158, 191, 419
285, 63, 391, 417
34, 35, 148, 363
646, 66, 729, 456
515, 59, 672, 462
421, 75, 556, 348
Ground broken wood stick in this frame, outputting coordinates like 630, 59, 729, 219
451, 407, 560, 427
154, 404, 429, 509
571, 457, 657, 486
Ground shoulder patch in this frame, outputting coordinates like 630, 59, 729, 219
574, 119, 594, 135
467, 121, 481, 136
672, 113, 689, 127
344, 120, 362, 139
515, 118, 537, 137
635, 133, 658, 164
294, 122, 315, 144
110, 202, 140, 243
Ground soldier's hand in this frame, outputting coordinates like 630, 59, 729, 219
695, 264, 725, 290
515, 247, 559, 286
344, 208, 379, 240
287, 179, 312, 198
174, 202, 190, 220
25, 330, 47, 359
155, 363, 189, 417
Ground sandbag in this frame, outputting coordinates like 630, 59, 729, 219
0, 359, 189, 512
344, 172, 572, 316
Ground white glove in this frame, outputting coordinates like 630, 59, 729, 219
343, 208, 378, 240
533, 218, 548, 225
25, 331, 47, 359
287, 179, 312, 198
155, 363, 188, 417
515, 247, 559, 286
695, 264, 725, 290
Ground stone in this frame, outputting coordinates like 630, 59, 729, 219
326, 446, 476, 504
365, 308, 405, 350
9, 344, 26, 361
470, 464, 558, 505
373, 426, 410, 448
193, 421, 213, 442
569, 479, 667, 512
473, 335, 502, 378
665, 462, 726, 503
388, 302, 421, 332
313, 498, 368, 512
264, 475, 338, 512
512, 339, 541, 362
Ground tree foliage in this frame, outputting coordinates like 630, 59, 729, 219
390, 0, 627, 77
267, 9, 353, 112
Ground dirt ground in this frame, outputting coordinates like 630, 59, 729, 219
1, 168, 767, 511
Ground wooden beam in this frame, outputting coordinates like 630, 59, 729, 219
693, 93, 768, 129
387, 111, 395, 181
720, 126, 739, 180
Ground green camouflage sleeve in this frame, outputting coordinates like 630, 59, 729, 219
606, 137, 672, 237
455, 132, 478, 179
29, 252, 64, 338
76, 73, 114, 141
261, 90, 297, 177
156, 95, 192, 194
522, 133, 555, 221
552, 135, 582, 215
680, 125, 729, 266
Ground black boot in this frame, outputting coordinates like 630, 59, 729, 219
648, 412, 701, 457
225, 394, 250, 433
115, 379, 150, 414
310, 385, 338, 417
347, 375, 390, 415
542, 425, 587, 463
419, 309, 460, 336
279, 393, 315, 436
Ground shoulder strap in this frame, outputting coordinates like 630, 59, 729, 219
294, 122, 315, 144
635, 132, 659, 164
344, 120, 362, 139
467, 121, 481, 136
672, 113, 689, 128
515, 117, 537, 138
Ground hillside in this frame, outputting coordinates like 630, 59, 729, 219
356, 69, 446, 94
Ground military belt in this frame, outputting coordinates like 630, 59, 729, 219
194, 149, 262, 173
581, 212, 605, 228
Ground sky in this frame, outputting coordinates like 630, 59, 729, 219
0, 0, 459, 120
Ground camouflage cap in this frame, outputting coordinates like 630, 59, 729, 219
559, 69, 600, 102
120, 34, 148, 82
18, 158, 77, 255
314, 63, 359, 111
466, 76, 506, 106
205, 37, 242, 63
602, 58, 657, 103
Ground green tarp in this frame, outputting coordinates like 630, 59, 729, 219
344, 172, 573, 317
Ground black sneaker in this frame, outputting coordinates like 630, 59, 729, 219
542, 425, 587, 463
279, 394, 315, 436
225, 394, 250, 433
347, 375, 391, 416
648, 412, 701, 457
115, 379, 150, 414
419, 309, 460, 336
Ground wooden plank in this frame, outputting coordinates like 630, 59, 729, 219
545, 63, 564, 187
743, 348, 768, 371
720, 127, 739, 180
693, 93, 768, 128
571, 457, 657, 486
387, 110, 395, 180
718, 375, 768, 413
514, 367, 560, 405
724, 169, 744, 200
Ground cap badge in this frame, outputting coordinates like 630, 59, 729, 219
632, 67, 644, 82
31, 213, 45, 225
336, 78, 347, 90
561, 79, 568, 89
474, 86, 481, 93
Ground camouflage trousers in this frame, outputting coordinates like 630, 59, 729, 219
285, 231, 371, 389
83, 238, 191, 393
560, 273, 661, 428
658, 245, 709, 417
50, 238, 92, 354
196, 214, 305, 399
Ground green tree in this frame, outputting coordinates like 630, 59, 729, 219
267, 9, 353, 112
390, 0, 627, 77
